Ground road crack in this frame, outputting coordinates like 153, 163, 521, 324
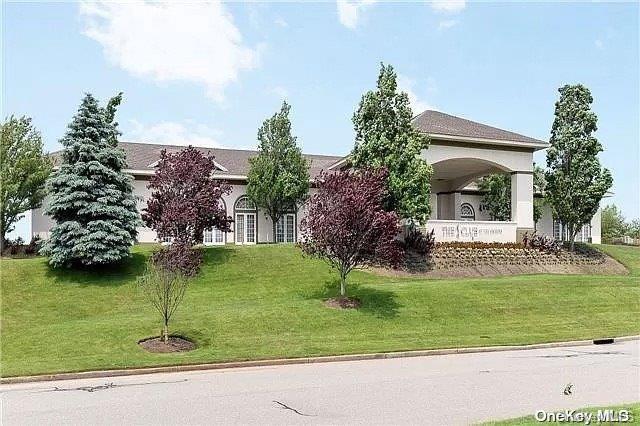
273, 400, 316, 417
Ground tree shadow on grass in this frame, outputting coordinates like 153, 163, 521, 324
45, 252, 148, 287
199, 246, 234, 268
305, 279, 401, 319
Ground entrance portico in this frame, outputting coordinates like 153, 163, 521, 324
419, 129, 543, 242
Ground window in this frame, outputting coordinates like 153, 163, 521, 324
460, 203, 475, 221
235, 196, 256, 210
203, 200, 227, 245
234, 196, 257, 245
553, 219, 562, 241
203, 228, 225, 245
276, 213, 296, 243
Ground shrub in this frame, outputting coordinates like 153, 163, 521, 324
2, 236, 41, 257
523, 231, 561, 254
404, 227, 435, 257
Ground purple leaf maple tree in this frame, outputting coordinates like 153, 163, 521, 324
143, 146, 232, 246
299, 168, 403, 298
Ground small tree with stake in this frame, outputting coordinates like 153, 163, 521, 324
138, 242, 201, 344
299, 168, 403, 303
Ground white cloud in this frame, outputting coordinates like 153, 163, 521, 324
274, 16, 288, 28
397, 74, 436, 114
124, 120, 223, 148
79, 1, 259, 102
438, 19, 459, 30
267, 86, 289, 99
336, 0, 376, 29
430, 0, 466, 13
595, 39, 604, 50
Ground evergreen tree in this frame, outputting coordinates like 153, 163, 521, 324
545, 84, 612, 251
247, 101, 309, 243
41, 93, 139, 267
351, 63, 433, 225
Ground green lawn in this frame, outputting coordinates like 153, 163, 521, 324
1, 244, 638, 377
485, 403, 640, 425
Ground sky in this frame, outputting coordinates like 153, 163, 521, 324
3, 0, 639, 239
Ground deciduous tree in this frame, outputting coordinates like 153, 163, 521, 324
351, 63, 433, 225
40, 93, 139, 267
545, 84, 612, 251
479, 165, 546, 224
142, 146, 232, 246
601, 204, 627, 240
299, 168, 403, 298
247, 102, 309, 242
0, 116, 51, 251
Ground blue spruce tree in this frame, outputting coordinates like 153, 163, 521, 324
41, 93, 139, 267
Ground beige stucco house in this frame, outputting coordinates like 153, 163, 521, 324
31, 110, 603, 245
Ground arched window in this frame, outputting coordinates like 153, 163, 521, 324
234, 196, 257, 244
235, 196, 256, 211
460, 203, 475, 221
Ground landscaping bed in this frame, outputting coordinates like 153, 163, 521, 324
378, 242, 628, 278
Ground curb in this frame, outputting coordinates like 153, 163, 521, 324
2, 335, 638, 385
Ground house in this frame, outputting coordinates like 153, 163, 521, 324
31, 110, 604, 245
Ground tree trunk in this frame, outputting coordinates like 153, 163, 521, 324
569, 225, 577, 252
163, 321, 169, 344
0, 233, 5, 255
272, 216, 278, 244
339, 271, 346, 297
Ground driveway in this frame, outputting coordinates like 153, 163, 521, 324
2, 340, 638, 425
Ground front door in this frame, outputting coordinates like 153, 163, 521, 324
235, 213, 256, 245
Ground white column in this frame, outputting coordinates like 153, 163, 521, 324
453, 192, 462, 220
511, 172, 534, 231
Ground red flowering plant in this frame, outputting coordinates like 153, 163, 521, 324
299, 168, 403, 300
142, 146, 232, 247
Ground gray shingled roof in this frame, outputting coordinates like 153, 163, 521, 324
412, 110, 547, 146
52, 142, 343, 179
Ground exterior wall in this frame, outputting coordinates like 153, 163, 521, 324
111, 176, 309, 244
590, 207, 602, 244
534, 204, 603, 244
423, 144, 534, 176
457, 194, 492, 221
31, 203, 54, 239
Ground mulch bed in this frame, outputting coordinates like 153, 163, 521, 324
324, 297, 362, 309
138, 336, 196, 353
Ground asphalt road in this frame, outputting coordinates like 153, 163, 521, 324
2, 341, 638, 425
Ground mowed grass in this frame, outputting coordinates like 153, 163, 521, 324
485, 402, 640, 425
1, 244, 638, 377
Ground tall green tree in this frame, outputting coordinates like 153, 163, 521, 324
601, 204, 627, 240
0, 116, 51, 251
545, 84, 612, 251
478, 174, 511, 221
351, 63, 433, 225
479, 165, 546, 224
247, 101, 310, 243
40, 93, 140, 267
